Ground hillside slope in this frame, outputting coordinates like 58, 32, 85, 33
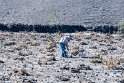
0, 0, 124, 26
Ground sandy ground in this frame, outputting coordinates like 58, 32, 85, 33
0, 31, 124, 83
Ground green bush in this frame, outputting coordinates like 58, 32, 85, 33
118, 20, 124, 34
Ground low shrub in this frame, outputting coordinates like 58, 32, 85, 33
118, 19, 124, 34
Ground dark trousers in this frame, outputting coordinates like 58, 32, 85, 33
59, 42, 67, 58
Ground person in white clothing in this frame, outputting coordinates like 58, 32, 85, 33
59, 35, 71, 58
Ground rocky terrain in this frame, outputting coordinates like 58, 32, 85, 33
0, 0, 124, 26
0, 31, 124, 83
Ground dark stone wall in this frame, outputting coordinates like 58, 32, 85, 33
0, 23, 118, 33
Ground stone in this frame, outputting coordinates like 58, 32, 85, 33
56, 75, 70, 81
120, 79, 124, 83
91, 60, 102, 63
71, 68, 80, 73
113, 66, 124, 70
120, 58, 124, 63
60, 65, 70, 70
108, 47, 117, 50
4, 41, 16, 46
79, 64, 93, 70
13, 57, 25, 61
80, 42, 88, 45
23, 78, 37, 83
19, 52, 28, 56
0, 75, 10, 81
0, 60, 4, 63
46, 56, 56, 61
13, 68, 30, 76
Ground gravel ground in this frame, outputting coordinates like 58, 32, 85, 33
0, 0, 124, 25
0, 31, 124, 83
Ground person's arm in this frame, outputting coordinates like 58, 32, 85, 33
65, 37, 70, 51
65, 43, 69, 51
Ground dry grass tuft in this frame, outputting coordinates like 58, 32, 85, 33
98, 53, 120, 70
70, 46, 79, 56
106, 56, 120, 70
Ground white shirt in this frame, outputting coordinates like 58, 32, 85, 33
59, 36, 69, 44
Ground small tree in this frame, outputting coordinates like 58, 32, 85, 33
118, 20, 124, 34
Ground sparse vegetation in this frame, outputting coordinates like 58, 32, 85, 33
106, 56, 120, 70
46, 40, 56, 52
98, 53, 120, 70
70, 46, 79, 56
118, 19, 124, 34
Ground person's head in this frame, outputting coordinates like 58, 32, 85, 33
67, 35, 72, 41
